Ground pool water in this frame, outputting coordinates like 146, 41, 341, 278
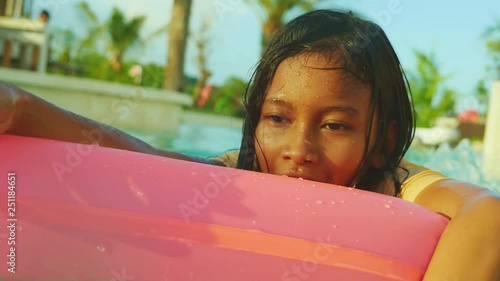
128, 122, 499, 193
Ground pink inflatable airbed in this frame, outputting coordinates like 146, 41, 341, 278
0, 135, 448, 281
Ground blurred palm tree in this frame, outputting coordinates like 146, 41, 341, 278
164, 0, 193, 91
76, 2, 167, 72
483, 19, 500, 79
407, 51, 456, 127
245, 0, 319, 51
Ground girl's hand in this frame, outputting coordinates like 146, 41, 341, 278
0, 82, 24, 134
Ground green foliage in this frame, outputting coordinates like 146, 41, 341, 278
473, 79, 490, 116
483, 19, 500, 79
204, 77, 247, 117
47, 2, 169, 89
407, 51, 457, 127
246, 0, 320, 50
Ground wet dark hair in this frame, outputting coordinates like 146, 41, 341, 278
236, 9, 415, 196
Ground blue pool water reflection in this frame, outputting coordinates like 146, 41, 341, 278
130, 122, 499, 193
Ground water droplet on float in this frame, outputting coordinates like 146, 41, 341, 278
316, 200, 323, 205
384, 204, 391, 209
305, 203, 310, 207
330, 201, 336, 205
390, 211, 395, 214
252, 220, 257, 225
340, 200, 345, 203
298, 177, 304, 180
312, 211, 316, 215
191, 171, 198, 176
96, 245, 106, 253
355, 239, 360, 243
409, 211, 414, 215
353, 192, 357, 196
332, 225, 338, 229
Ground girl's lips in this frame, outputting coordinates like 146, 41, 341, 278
280, 173, 315, 181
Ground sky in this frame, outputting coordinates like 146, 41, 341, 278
32, 0, 500, 95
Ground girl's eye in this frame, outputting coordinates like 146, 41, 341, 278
323, 123, 349, 131
266, 115, 287, 124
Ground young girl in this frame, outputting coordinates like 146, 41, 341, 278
0, 9, 499, 281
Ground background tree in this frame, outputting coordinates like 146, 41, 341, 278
164, 0, 193, 92
106, 8, 145, 71
245, 0, 319, 51
75, 2, 166, 72
483, 19, 500, 79
192, 17, 213, 107
407, 50, 456, 127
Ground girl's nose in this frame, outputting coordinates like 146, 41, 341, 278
282, 126, 319, 165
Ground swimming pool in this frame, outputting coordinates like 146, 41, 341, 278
127, 122, 500, 193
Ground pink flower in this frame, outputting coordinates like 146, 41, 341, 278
458, 109, 479, 122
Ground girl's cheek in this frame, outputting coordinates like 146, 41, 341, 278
258, 125, 279, 145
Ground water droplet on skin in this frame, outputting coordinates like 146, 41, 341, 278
316, 200, 323, 205
384, 204, 391, 208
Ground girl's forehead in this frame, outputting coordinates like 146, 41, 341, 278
266, 54, 370, 99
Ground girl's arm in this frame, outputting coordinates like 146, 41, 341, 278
415, 180, 500, 281
2, 83, 214, 164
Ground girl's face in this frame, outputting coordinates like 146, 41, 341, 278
255, 54, 377, 186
